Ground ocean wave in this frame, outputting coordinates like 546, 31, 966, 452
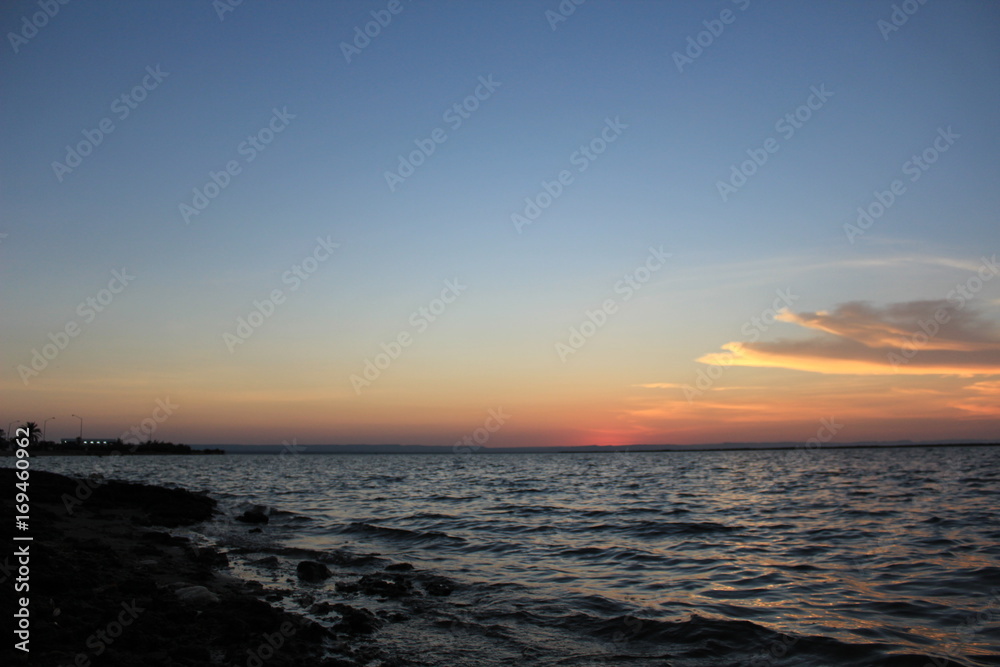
342, 521, 466, 544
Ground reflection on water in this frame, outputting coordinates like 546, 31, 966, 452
19, 446, 1000, 666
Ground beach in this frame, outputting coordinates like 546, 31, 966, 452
2, 468, 393, 667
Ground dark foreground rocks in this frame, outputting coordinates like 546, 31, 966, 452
297, 560, 332, 582
235, 507, 269, 524
0, 469, 358, 667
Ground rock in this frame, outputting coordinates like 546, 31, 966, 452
251, 555, 280, 569
249, 527, 263, 533
335, 580, 360, 594
175, 585, 220, 605
92, 478, 217, 527
331, 603, 383, 635
192, 546, 229, 567
310, 601, 335, 615
356, 573, 414, 598
385, 562, 414, 571
236, 506, 269, 524
420, 575, 456, 596
296, 560, 331, 582
379, 610, 409, 623
140, 531, 188, 546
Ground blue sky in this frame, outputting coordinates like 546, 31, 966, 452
2, 0, 999, 446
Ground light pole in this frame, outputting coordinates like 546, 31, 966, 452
6, 420, 17, 443
43, 417, 56, 443
72, 414, 83, 442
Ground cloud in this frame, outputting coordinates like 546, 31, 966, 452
952, 380, 1000, 415
698, 300, 1000, 376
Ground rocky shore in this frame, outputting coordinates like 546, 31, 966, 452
1, 469, 402, 666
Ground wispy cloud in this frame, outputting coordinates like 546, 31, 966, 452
698, 300, 1000, 376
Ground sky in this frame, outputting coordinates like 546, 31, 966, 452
2, 0, 999, 447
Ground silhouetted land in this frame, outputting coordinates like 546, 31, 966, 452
0, 440, 225, 456
1, 469, 372, 666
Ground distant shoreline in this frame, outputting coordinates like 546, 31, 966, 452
197, 441, 1000, 454
6, 441, 995, 457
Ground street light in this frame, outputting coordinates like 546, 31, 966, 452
43, 417, 56, 443
72, 414, 83, 442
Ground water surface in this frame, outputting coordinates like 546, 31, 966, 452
19, 446, 1000, 666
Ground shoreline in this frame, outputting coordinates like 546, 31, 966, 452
1, 468, 388, 666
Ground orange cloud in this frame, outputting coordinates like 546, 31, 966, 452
698, 300, 1000, 376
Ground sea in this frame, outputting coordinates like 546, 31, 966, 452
14, 445, 1000, 666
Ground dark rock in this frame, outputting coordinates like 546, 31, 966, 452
331, 603, 383, 635
335, 580, 360, 594
297, 560, 331, 582
379, 610, 409, 623
310, 601, 335, 615
91, 477, 216, 527
356, 573, 414, 598
420, 575, 456, 596
192, 546, 229, 567
385, 562, 414, 572
1, 468, 355, 667
175, 584, 220, 604
140, 531, 188, 546
251, 555, 280, 568
236, 507, 269, 524
249, 527, 263, 533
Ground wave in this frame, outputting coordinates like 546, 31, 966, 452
341, 521, 466, 544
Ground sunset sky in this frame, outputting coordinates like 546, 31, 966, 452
2, 1, 998, 447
